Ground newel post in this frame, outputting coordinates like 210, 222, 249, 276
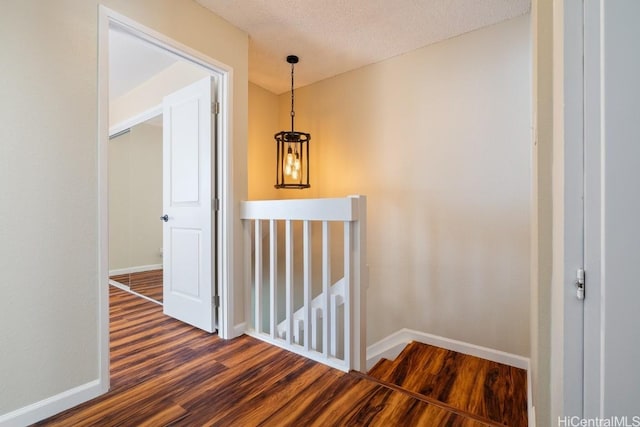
349, 195, 367, 372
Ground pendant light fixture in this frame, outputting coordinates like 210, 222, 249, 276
274, 55, 310, 189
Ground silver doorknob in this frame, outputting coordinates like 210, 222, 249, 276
160, 214, 169, 222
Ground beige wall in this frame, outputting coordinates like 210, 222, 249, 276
0, 0, 247, 420
550, 0, 567, 423
109, 122, 163, 271
249, 15, 532, 356
0, 1, 100, 416
248, 83, 280, 200
531, 0, 554, 424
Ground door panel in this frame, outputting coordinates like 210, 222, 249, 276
170, 228, 202, 298
170, 99, 200, 204
162, 76, 216, 333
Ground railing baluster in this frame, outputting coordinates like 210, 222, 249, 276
240, 196, 366, 373
343, 220, 352, 367
244, 219, 252, 332
311, 308, 319, 351
322, 221, 331, 358
254, 220, 262, 334
294, 320, 300, 343
269, 219, 277, 339
285, 220, 293, 345
303, 220, 312, 351
330, 294, 338, 357
351, 195, 367, 371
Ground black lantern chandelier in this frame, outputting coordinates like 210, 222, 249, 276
275, 55, 310, 189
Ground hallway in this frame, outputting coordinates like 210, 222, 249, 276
37, 286, 522, 426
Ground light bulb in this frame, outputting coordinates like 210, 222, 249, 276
291, 168, 299, 180
294, 154, 301, 170
286, 147, 294, 165
284, 163, 292, 176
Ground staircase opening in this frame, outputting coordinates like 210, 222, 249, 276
241, 196, 367, 372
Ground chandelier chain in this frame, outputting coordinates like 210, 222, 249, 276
290, 62, 295, 132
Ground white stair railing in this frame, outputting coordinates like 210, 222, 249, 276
240, 196, 367, 372
275, 277, 343, 353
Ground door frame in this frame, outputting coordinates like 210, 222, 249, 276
581, 0, 601, 416
581, 0, 640, 416
548, 0, 586, 420
97, 6, 237, 388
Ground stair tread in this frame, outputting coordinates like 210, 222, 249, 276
368, 341, 528, 427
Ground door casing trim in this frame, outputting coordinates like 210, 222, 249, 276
97, 5, 237, 392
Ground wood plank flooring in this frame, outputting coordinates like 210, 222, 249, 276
110, 269, 163, 303
367, 341, 528, 427
35, 286, 503, 426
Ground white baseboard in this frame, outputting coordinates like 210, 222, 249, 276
108, 264, 162, 276
366, 328, 529, 371
109, 280, 162, 306
109, 279, 129, 290
365, 329, 415, 370
0, 379, 106, 427
232, 322, 247, 339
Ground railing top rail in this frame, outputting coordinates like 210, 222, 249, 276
240, 195, 365, 222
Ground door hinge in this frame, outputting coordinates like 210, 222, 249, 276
212, 295, 220, 307
212, 101, 220, 115
575, 268, 585, 300
212, 198, 220, 212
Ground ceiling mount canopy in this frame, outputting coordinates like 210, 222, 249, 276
274, 54, 310, 189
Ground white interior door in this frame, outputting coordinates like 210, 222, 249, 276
583, 0, 640, 417
162, 76, 216, 333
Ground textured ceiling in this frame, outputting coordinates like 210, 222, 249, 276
196, 0, 530, 94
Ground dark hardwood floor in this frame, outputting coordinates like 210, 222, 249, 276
367, 342, 528, 427
36, 286, 525, 426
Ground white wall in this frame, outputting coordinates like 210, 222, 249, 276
109, 122, 163, 271
110, 61, 210, 130
0, 0, 247, 421
250, 15, 532, 356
